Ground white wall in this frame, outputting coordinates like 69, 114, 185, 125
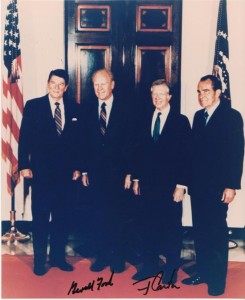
1, 0, 245, 227
19, 0, 65, 99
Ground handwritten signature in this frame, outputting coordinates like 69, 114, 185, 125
67, 271, 114, 295
133, 270, 180, 295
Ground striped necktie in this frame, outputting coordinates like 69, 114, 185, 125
54, 102, 62, 135
100, 102, 107, 136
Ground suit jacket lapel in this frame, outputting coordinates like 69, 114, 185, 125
156, 107, 174, 141
205, 102, 223, 128
107, 99, 117, 129
104, 98, 120, 137
63, 97, 72, 134
43, 95, 58, 136
148, 109, 155, 139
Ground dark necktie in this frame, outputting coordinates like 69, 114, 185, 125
100, 102, 107, 136
54, 102, 62, 135
153, 112, 161, 142
204, 111, 209, 126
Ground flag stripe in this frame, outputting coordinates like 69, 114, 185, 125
2, 121, 19, 158
9, 80, 23, 113
2, 105, 21, 143
2, 0, 23, 196
3, 91, 23, 127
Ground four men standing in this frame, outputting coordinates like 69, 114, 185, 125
18, 69, 244, 297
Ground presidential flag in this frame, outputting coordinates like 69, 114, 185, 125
213, 0, 231, 102
2, 0, 24, 196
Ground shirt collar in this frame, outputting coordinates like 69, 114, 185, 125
98, 95, 113, 108
49, 95, 64, 107
154, 103, 170, 116
205, 100, 220, 118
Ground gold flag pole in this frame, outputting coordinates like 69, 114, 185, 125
2, 188, 31, 245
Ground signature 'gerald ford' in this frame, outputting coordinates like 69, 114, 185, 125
67, 271, 114, 295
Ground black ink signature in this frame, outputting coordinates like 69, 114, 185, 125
67, 271, 114, 295
133, 270, 180, 295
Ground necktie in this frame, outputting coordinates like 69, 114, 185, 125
100, 102, 107, 136
153, 112, 161, 142
54, 102, 62, 135
204, 111, 209, 126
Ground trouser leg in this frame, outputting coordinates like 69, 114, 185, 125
31, 183, 50, 267
192, 194, 228, 289
49, 181, 71, 263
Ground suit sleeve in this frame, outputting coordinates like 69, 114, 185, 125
176, 115, 192, 186
121, 105, 137, 176
18, 101, 33, 171
225, 110, 244, 189
127, 108, 145, 180
69, 102, 83, 172
75, 102, 91, 173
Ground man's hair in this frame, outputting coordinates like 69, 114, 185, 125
151, 79, 171, 93
92, 69, 114, 82
200, 75, 222, 91
48, 69, 69, 85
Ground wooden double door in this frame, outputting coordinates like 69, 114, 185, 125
66, 0, 182, 110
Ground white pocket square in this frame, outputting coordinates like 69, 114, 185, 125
72, 118, 77, 121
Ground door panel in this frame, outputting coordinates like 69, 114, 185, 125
66, 0, 182, 110
136, 46, 171, 105
76, 46, 111, 103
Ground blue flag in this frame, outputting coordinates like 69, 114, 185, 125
213, 0, 231, 103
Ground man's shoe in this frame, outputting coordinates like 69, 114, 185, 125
208, 286, 225, 296
132, 266, 159, 281
132, 270, 156, 281
49, 260, 74, 271
34, 265, 47, 276
181, 274, 206, 285
90, 259, 108, 272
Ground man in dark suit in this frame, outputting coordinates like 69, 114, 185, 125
182, 75, 244, 296
18, 69, 81, 276
132, 79, 191, 283
80, 69, 134, 273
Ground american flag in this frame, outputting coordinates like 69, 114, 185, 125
2, 0, 24, 196
213, 0, 231, 102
